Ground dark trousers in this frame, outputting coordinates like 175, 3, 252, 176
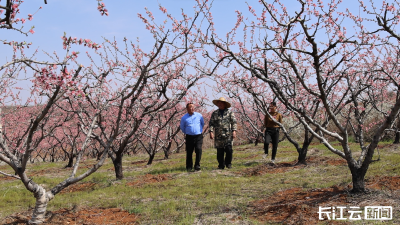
217, 144, 232, 169
185, 134, 203, 169
264, 128, 279, 160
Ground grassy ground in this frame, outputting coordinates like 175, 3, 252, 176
0, 141, 399, 224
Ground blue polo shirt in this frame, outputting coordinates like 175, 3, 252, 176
180, 112, 204, 135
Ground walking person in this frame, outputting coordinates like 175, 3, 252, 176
209, 97, 237, 169
263, 102, 283, 164
180, 102, 205, 172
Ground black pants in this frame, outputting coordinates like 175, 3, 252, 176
185, 134, 203, 170
217, 144, 232, 169
264, 128, 279, 160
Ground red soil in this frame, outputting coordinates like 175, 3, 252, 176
306, 156, 347, 166
0, 175, 15, 181
126, 173, 172, 187
366, 176, 400, 191
60, 182, 97, 194
1, 208, 138, 225
249, 176, 400, 224
241, 162, 297, 176
131, 160, 147, 165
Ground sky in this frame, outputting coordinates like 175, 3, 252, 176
1, 0, 366, 105
1, 0, 248, 104
1, 0, 246, 60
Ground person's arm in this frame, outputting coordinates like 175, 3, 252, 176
180, 115, 186, 134
200, 114, 205, 134
278, 113, 283, 124
209, 112, 214, 139
231, 111, 237, 139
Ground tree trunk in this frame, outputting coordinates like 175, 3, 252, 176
175, 140, 182, 153
42, 152, 47, 162
97, 150, 102, 160
65, 154, 74, 168
350, 168, 366, 193
147, 153, 155, 165
394, 119, 400, 144
163, 150, 169, 159
29, 186, 53, 224
394, 132, 400, 144
112, 153, 124, 180
296, 131, 311, 165
255, 132, 263, 146
296, 147, 308, 165
164, 141, 172, 159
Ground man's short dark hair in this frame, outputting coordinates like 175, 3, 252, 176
186, 102, 194, 109
270, 102, 277, 107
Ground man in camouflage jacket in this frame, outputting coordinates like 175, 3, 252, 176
209, 97, 237, 169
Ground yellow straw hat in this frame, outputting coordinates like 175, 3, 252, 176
212, 97, 231, 108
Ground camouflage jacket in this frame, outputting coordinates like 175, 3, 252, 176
209, 109, 237, 148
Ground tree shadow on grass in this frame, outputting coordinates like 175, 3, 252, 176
242, 161, 261, 168
241, 161, 301, 176
148, 166, 187, 175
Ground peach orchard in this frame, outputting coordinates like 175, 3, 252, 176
2, 0, 400, 224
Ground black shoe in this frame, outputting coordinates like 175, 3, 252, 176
226, 164, 232, 169
187, 168, 193, 172
195, 166, 201, 171
218, 167, 224, 170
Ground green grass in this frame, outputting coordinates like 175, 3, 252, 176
0, 141, 399, 224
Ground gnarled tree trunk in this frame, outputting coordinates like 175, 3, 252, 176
296, 147, 308, 165
394, 119, 400, 144
163, 141, 172, 159
112, 153, 124, 180
349, 167, 366, 193
28, 185, 54, 224
147, 153, 155, 165
65, 154, 74, 168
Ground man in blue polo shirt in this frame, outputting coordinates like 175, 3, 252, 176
180, 102, 204, 172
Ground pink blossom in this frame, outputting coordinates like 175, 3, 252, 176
160, 6, 167, 13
